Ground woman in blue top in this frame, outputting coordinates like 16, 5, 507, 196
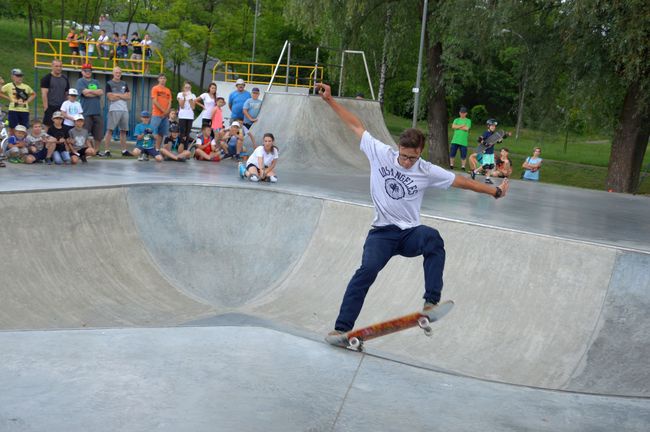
522, 147, 543, 181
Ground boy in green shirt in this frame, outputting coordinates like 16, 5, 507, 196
449, 106, 471, 171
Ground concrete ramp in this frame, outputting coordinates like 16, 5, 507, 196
249, 92, 394, 172
1, 185, 648, 398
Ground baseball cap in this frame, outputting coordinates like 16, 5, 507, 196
52, 111, 64, 119
235, 78, 245, 85
68, 88, 79, 96
81, 63, 93, 70
14, 125, 27, 133
251, 87, 260, 93
73, 114, 85, 121
230, 121, 241, 128
459, 106, 468, 113
11, 68, 23, 76
140, 110, 150, 117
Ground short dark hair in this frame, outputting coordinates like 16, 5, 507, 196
398, 128, 425, 150
501, 147, 509, 152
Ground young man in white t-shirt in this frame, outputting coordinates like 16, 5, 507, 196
315, 83, 510, 338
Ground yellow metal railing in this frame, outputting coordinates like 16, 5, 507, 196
34, 38, 164, 75
212, 61, 323, 88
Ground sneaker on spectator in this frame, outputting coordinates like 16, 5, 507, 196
104, 150, 112, 158
269, 175, 278, 183
177, 156, 186, 162
80, 153, 87, 163
238, 162, 245, 178
138, 154, 145, 161
46, 157, 53, 165
250, 175, 259, 182
470, 170, 476, 180
144, 154, 149, 161
122, 150, 133, 157
484, 178, 493, 184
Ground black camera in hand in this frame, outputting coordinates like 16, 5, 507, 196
144, 128, 153, 134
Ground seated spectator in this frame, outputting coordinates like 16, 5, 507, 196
218, 121, 244, 160
240, 132, 278, 183
24, 120, 55, 164
49, 111, 72, 165
132, 111, 162, 162
161, 125, 190, 162
522, 147, 543, 181
168, 108, 179, 133
193, 124, 220, 161
60, 88, 83, 129
211, 97, 225, 135
68, 115, 97, 163
489, 147, 512, 178
5, 124, 29, 163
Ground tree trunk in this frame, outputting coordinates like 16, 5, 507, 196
200, 25, 214, 88
425, 36, 449, 165
27, 4, 34, 41
378, 4, 392, 110
606, 79, 650, 193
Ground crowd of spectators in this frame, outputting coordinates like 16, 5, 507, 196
0, 62, 277, 181
64, 27, 154, 72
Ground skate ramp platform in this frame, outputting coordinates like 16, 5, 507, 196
248, 92, 395, 172
1, 184, 649, 399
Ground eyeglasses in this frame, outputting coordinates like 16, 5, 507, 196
398, 154, 420, 162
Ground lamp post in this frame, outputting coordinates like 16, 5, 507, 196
501, 29, 530, 143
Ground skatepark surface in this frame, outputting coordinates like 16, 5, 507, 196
1, 93, 649, 431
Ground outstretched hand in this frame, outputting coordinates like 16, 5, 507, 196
315, 83, 332, 101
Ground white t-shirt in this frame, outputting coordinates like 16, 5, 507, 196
60, 100, 83, 127
360, 131, 455, 229
198, 93, 217, 120
177, 92, 196, 119
248, 145, 278, 169
98, 34, 110, 50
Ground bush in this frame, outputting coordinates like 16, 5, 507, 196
470, 104, 488, 125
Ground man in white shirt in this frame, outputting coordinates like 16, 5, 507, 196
315, 83, 509, 337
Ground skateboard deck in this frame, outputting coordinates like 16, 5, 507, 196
477, 129, 509, 154
325, 300, 454, 350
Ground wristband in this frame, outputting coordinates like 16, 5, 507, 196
494, 186, 502, 199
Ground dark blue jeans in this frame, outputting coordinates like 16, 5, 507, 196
334, 224, 446, 332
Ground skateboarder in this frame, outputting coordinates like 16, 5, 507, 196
315, 83, 510, 337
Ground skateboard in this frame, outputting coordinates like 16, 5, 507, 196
325, 300, 454, 351
477, 130, 510, 154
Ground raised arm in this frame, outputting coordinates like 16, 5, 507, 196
315, 83, 365, 139
452, 175, 509, 199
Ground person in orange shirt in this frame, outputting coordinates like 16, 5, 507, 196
150, 73, 172, 149
66, 28, 80, 65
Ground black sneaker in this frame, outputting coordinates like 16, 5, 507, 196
80, 154, 87, 163
461, 167, 466, 172
46, 157, 53, 165
470, 170, 476, 180
449, 165, 454, 170
122, 150, 134, 157
485, 178, 494, 184
104, 150, 112, 158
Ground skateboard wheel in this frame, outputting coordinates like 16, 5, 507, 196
349, 337, 361, 349
418, 316, 430, 328
423, 327, 433, 337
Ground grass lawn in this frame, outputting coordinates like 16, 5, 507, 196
384, 112, 650, 194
